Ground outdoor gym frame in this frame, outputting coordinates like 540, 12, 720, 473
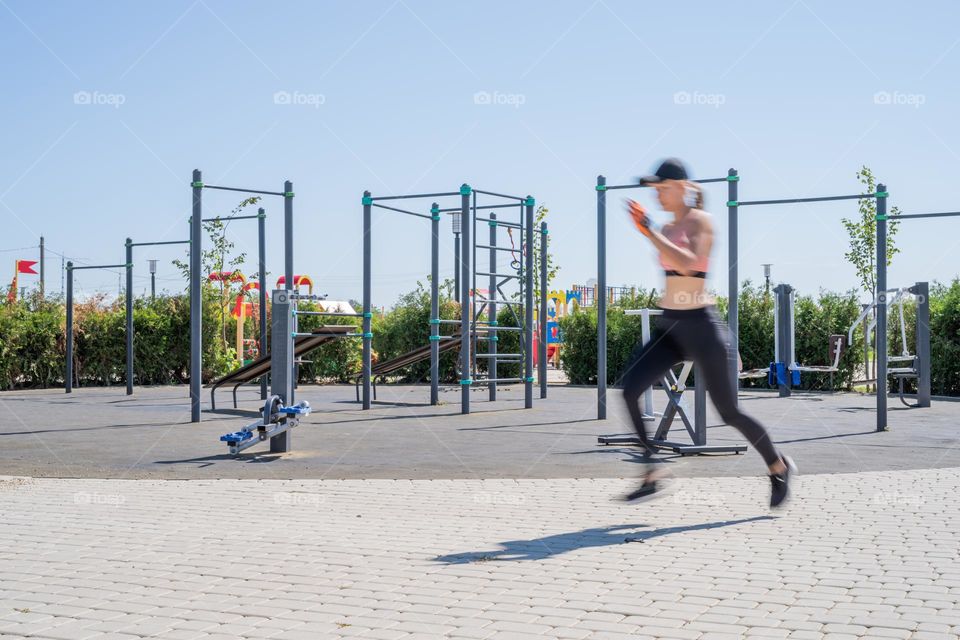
876, 204, 960, 430
595, 170, 893, 432
191, 170, 294, 423
65, 261, 129, 393
594, 172, 734, 420
361, 184, 544, 415
123, 237, 191, 396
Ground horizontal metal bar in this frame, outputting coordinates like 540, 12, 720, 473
476, 299, 521, 306
204, 184, 286, 197
437, 202, 521, 213
69, 264, 128, 270
893, 211, 960, 220
371, 202, 433, 219
291, 332, 362, 338
472, 189, 526, 201
475, 244, 516, 252
293, 311, 364, 317
476, 272, 518, 279
606, 176, 728, 190
475, 353, 521, 358
130, 240, 190, 247
476, 217, 522, 229
202, 215, 262, 222
693, 177, 729, 184
475, 326, 522, 331
369, 191, 460, 202
472, 377, 523, 384
737, 193, 879, 206
434, 319, 462, 324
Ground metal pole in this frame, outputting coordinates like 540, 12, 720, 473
876, 184, 888, 431
694, 363, 706, 446
597, 175, 607, 419
727, 168, 739, 402
430, 203, 440, 405
283, 181, 296, 402
284, 181, 294, 289
270, 289, 292, 453
65, 262, 73, 393
460, 185, 472, 414
39, 236, 45, 298
150, 272, 156, 300
914, 281, 931, 408
488, 213, 497, 402
524, 197, 534, 409
258, 208, 268, 400
190, 170, 203, 422
362, 191, 373, 410
125, 238, 134, 396
641, 310, 654, 416
539, 221, 548, 398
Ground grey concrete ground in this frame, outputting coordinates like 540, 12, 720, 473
1, 470, 958, 639
1, 383, 956, 479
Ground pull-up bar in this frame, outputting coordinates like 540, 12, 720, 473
734, 192, 883, 207
130, 240, 190, 248
65, 261, 130, 393
199, 184, 291, 198
472, 188, 527, 201
192, 170, 291, 422
369, 191, 461, 202
888, 210, 960, 220
125, 238, 192, 396
201, 214, 263, 222
370, 202, 434, 219
594, 172, 733, 420
875, 201, 960, 431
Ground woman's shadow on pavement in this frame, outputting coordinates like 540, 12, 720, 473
434, 516, 774, 564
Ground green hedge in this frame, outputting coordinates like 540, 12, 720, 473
558, 282, 959, 395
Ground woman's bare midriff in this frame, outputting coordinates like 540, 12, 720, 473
658, 275, 715, 310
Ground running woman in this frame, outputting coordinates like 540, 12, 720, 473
620, 158, 795, 508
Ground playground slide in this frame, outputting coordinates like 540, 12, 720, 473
208, 325, 355, 410
355, 335, 463, 401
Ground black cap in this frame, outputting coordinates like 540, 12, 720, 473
638, 158, 689, 185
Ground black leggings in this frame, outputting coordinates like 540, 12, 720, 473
621, 306, 780, 466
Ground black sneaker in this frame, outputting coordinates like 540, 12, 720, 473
621, 468, 674, 503
770, 455, 797, 508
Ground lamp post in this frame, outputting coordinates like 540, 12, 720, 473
148, 260, 158, 300
451, 210, 461, 301
762, 263, 772, 294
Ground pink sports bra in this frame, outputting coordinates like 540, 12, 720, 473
660, 224, 709, 278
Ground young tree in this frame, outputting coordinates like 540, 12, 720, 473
531, 204, 560, 301
173, 196, 258, 355
841, 166, 900, 301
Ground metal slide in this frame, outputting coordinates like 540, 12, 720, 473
208, 325, 354, 410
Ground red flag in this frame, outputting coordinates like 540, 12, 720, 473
17, 260, 38, 275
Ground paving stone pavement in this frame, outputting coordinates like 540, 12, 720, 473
1, 469, 958, 640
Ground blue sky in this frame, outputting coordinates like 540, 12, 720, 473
2, 0, 959, 305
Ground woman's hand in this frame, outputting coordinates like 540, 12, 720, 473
626, 199, 653, 238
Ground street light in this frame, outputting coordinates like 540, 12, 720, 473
762, 263, 772, 293
451, 211, 461, 301
148, 260, 158, 300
